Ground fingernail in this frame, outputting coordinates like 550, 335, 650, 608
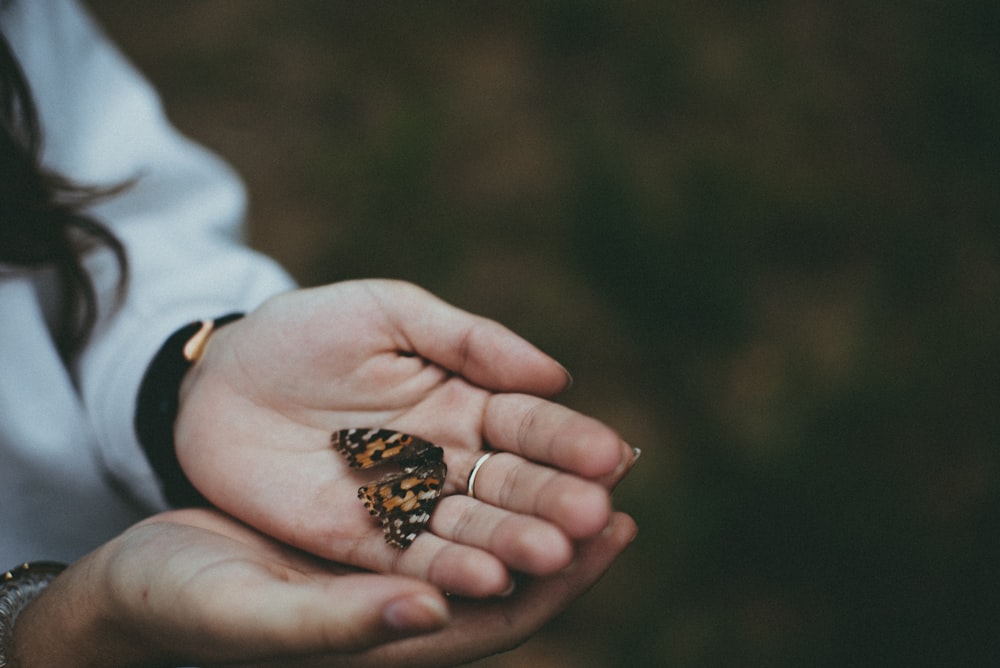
622, 445, 641, 474
611, 444, 640, 482
498, 579, 517, 598
383, 593, 450, 632
557, 363, 574, 390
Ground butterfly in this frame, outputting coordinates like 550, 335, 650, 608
331, 428, 447, 549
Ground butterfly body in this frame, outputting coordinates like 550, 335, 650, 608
332, 428, 446, 549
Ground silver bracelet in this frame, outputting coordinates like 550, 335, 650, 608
0, 562, 66, 668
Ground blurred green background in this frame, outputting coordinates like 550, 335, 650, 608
87, 2, 1000, 666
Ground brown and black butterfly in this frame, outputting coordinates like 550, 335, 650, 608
332, 428, 447, 548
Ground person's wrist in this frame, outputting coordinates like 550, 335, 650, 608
1, 563, 64, 668
135, 314, 244, 508
7, 552, 153, 668
176, 316, 240, 408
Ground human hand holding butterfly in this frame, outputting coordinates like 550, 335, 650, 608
175, 279, 637, 597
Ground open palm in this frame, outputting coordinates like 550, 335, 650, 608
24, 507, 635, 667
174, 280, 632, 597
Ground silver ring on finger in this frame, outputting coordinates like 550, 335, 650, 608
466, 451, 497, 499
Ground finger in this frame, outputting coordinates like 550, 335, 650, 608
206, 573, 452, 655
430, 495, 573, 575
489, 511, 638, 625
368, 280, 572, 396
348, 530, 514, 599
452, 451, 612, 539
482, 393, 635, 481
224, 486, 516, 600
351, 512, 638, 668
599, 445, 643, 490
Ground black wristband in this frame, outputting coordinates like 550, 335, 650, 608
135, 313, 244, 508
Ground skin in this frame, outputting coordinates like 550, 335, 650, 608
175, 279, 636, 597
12, 279, 639, 666
12, 509, 636, 667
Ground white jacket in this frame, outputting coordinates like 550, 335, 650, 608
0, 0, 295, 565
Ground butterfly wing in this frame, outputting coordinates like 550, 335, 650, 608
332, 428, 441, 470
333, 428, 447, 548
358, 460, 447, 548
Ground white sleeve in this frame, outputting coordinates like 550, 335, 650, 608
3, 0, 297, 510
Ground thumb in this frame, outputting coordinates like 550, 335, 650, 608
203, 574, 451, 660
138, 512, 451, 660
370, 280, 572, 396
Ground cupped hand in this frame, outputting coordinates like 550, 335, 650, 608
175, 280, 636, 597
13, 507, 636, 668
